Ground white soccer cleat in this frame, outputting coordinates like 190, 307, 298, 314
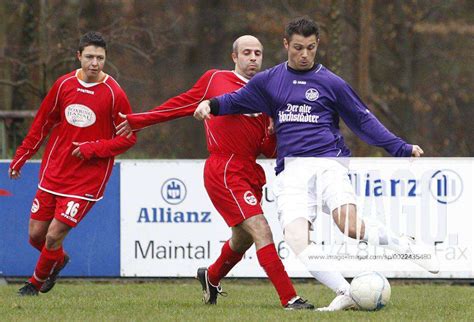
316, 293, 356, 312
398, 236, 440, 274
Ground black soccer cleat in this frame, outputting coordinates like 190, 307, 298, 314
18, 282, 39, 296
284, 296, 315, 310
196, 267, 226, 304
40, 253, 70, 293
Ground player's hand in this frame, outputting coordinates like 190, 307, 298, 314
8, 168, 21, 179
194, 100, 211, 121
267, 117, 275, 135
72, 142, 84, 160
411, 145, 424, 157
116, 112, 133, 138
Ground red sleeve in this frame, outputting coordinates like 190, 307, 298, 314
80, 89, 137, 160
127, 70, 216, 130
260, 115, 277, 158
10, 78, 63, 171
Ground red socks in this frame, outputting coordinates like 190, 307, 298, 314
207, 240, 297, 307
257, 243, 297, 306
29, 247, 65, 290
207, 240, 244, 286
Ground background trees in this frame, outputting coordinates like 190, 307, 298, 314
1, 0, 472, 158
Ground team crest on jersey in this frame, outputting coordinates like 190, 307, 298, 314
305, 88, 319, 101
31, 198, 40, 213
244, 191, 257, 206
65, 104, 96, 128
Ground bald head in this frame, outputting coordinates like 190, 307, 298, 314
232, 35, 263, 79
232, 35, 262, 54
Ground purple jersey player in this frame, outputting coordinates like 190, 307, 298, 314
195, 17, 439, 311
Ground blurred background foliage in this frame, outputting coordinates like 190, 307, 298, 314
0, 0, 472, 159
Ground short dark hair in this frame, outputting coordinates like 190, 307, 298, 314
78, 31, 107, 53
285, 17, 320, 41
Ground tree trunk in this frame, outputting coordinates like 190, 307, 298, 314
358, 0, 373, 100
39, 0, 50, 97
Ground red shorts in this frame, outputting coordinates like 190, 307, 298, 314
204, 154, 266, 227
30, 189, 95, 227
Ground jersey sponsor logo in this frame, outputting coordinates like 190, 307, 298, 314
305, 88, 319, 101
31, 198, 40, 213
77, 88, 95, 95
278, 103, 320, 124
161, 178, 187, 205
244, 191, 257, 206
0, 188, 12, 196
65, 104, 96, 128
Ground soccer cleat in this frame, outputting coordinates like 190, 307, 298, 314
18, 282, 39, 296
284, 296, 315, 310
40, 253, 70, 293
196, 267, 226, 304
398, 236, 440, 274
316, 293, 356, 311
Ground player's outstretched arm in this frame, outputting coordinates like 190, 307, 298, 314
117, 70, 218, 135
194, 100, 211, 120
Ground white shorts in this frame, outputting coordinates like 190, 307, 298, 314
273, 158, 356, 229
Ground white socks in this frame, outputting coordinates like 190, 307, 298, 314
298, 244, 350, 294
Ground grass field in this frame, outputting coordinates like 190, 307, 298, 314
1, 279, 473, 321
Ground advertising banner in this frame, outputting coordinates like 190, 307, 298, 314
0, 161, 120, 277
120, 158, 473, 278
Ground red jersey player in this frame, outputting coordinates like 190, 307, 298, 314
116, 35, 313, 310
9, 31, 136, 296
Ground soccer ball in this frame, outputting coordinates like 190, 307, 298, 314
350, 271, 391, 311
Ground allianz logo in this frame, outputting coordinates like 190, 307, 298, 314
348, 169, 463, 204
137, 207, 211, 223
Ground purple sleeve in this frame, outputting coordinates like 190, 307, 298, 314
216, 73, 273, 116
335, 81, 412, 157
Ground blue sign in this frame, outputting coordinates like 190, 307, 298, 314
0, 162, 120, 277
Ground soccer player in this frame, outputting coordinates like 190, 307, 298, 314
9, 31, 137, 296
115, 35, 313, 310
194, 17, 439, 311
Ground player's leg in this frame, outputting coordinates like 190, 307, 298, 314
20, 195, 94, 296
26, 219, 71, 292
207, 226, 253, 287
28, 190, 56, 251
239, 215, 312, 309
320, 159, 439, 274
197, 224, 253, 304
197, 157, 253, 304
40, 197, 94, 293
275, 159, 353, 310
332, 203, 439, 274
28, 219, 49, 251
283, 218, 354, 311
18, 191, 55, 296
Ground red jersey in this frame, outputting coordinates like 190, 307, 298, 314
10, 69, 136, 201
127, 69, 276, 159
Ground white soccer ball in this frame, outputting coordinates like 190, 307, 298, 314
350, 271, 391, 311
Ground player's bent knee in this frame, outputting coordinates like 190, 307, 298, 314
45, 229, 69, 249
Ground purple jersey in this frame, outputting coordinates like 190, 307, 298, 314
213, 63, 412, 174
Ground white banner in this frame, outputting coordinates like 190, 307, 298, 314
120, 158, 473, 278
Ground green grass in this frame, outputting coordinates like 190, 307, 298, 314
0, 280, 473, 321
